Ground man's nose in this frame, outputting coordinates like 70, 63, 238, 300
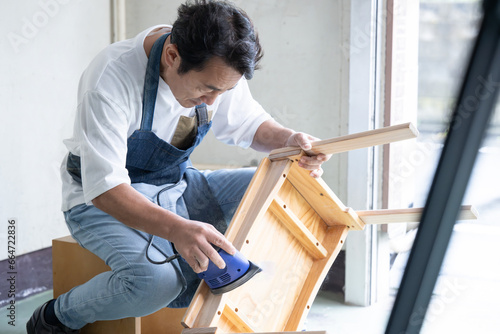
199, 91, 220, 105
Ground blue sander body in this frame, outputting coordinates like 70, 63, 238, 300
197, 249, 262, 295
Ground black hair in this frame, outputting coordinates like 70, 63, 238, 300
171, 0, 263, 79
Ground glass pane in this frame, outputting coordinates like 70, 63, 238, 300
390, 0, 500, 332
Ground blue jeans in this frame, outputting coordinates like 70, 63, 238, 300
55, 167, 255, 329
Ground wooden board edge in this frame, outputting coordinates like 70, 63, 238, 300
223, 157, 272, 245
53, 234, 77, 244
357, 205, 479, 224
286, 163, 365, 230
268, 122, 418, 160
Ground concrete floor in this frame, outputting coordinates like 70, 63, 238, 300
1, 289, 52, 334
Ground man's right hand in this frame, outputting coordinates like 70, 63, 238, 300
168, 219, 236, 273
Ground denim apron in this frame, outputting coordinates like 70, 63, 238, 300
67, 32, 227, 308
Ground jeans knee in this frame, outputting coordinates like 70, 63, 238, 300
118, 263, 182, 316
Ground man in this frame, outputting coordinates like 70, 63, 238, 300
27, 1, 329, 333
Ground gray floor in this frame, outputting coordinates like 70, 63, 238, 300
0, 289, 392, 334
1, 289, 52, 334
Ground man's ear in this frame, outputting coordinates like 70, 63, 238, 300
164, 44, 181, 69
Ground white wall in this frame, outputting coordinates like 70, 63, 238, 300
125, 0, 349, 195
0, 0, 354, 258
0, 0, 111, 258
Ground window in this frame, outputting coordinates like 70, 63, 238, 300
389, 1, 500, 331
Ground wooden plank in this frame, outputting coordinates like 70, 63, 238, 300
269, 197, 328, 259
284, 226, 349, 330
182, 283, 225, 330
269, 122, 418, 161
357, 205, 478, 224
225, 158, 293, 249
277, 180, 329, 249
221, 301, 256, 332
228, 210, 316, 331
286, 163, 365, 230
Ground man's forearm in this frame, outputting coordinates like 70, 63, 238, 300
251, 119, 295, 152
92, 183, 183, 240
91, 183, 236, 272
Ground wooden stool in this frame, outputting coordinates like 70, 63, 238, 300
181, 123, 477, 333
52, 235, 187, 334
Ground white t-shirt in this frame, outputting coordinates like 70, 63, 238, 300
61, 25, 272, 211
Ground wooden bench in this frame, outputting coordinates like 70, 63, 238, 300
52, 235, 187, 334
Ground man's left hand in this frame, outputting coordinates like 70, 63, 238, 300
285, 132, 331, 178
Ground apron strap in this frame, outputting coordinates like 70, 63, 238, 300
140, 32, 171, 131
195, 103, 210, 126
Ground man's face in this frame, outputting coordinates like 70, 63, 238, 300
165, 56, 242, 108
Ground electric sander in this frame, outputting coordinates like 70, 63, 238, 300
197, 249, 262, 294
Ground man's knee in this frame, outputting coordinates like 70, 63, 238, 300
119, 263, 183, 315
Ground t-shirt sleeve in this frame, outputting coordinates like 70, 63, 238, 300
211, 78, 272, 148
77, 90, 131, 204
